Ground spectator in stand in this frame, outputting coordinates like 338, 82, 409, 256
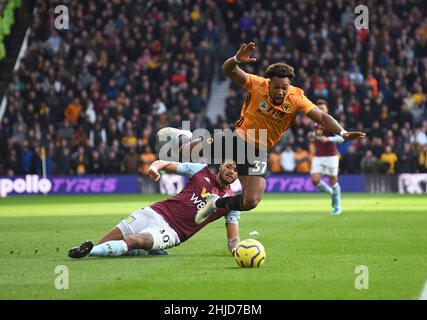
294, 146, 311, 174
396, 143, 418, 173
121, 147, 139, 174
360, 150, 379, 174
280, 145, 295, 173
88, 150, 105, 174
55, 147, 72, 175
224, 89, 241, 124
72, 146, 88, 175
64, 98, 82, 126
189, 87, 206, 113
380, 145, 399, 174
341, 145, 360, 173
140, 145, 157, 176
106, 150, 121, 174
371, 137, 385, 159
268, 146, 282, 174
411, 128, 427, 146
418, 145, 427, 173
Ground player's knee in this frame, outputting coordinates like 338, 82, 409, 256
311, 175, 320, 185
243, 197, 261, 210
124, 234, 152, 250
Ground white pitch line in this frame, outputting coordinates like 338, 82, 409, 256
419, 280, 427, 300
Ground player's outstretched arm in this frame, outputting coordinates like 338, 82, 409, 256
148, 160, 178, 182
226, 223, 240, 256
306, 107, 366, 141
222, 42, 257, 87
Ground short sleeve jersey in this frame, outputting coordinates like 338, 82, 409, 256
235, 74, 316, 150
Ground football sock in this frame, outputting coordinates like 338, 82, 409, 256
317, 181, 333, 195
332, 182, 341, 195
215, 194, 245, 211
331, 183, 342, 208
89, 240, 128, 257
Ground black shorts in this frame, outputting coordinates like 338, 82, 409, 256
206, 129, 268, 177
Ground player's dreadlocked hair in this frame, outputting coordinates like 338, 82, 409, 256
265, 63, 295, 80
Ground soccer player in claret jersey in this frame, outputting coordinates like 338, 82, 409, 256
68, 159, 241, 258
309, 100, 345, 215
163, 42, 365, 224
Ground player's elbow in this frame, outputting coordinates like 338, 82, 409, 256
221, 63, 231, 76
222, 61, 236, 77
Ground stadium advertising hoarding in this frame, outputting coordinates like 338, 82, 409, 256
265, 174, 365, 193
0, 175, 139, 197
398, 174, 427, 194
2, 174, 425, 197
194, 174, 366, 194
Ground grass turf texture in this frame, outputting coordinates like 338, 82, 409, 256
0, 193, 426, 300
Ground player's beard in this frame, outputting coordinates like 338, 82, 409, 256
270, 94, 284, 106
218, 172, 232, 186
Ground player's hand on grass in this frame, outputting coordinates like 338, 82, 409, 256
235, 42, 257, 63
148, 165, 161, 182
342, 131, 366, 140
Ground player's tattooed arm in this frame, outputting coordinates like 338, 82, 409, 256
148, 160, 178, 182
306, 107, 366, 141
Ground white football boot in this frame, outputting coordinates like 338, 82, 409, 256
195, 193, 220, 224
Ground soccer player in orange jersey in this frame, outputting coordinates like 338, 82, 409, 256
165, 42, 365, 223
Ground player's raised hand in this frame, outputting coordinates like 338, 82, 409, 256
342, 131, 366, 140
148, 165, 161, 182
235, 42, 257, 63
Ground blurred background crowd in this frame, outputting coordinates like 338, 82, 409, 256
0, 0, 426, 177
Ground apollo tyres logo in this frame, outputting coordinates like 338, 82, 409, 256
0, 175, 52, 197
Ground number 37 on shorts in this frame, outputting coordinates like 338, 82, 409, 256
250, 160, 267, 175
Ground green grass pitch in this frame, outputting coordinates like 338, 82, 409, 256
0, 193, 426, 300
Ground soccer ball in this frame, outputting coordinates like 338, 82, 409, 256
234, 239, 266, 268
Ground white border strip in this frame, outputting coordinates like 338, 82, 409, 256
420, 280, 427, 300
0, 27, 32, 120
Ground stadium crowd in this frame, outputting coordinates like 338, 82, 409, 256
0, 0, 426, 177
220, 0, 427, 174
1, 0, 216, 176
